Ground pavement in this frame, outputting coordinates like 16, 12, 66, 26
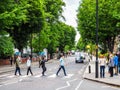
83, 56, 120, 87
0, 57, 120, 87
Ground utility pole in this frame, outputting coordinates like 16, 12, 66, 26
95, 0, 99, 78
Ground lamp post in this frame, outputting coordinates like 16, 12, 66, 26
30, 33, 33, 60
95, 0, 99, 78
86, 45, 91, 73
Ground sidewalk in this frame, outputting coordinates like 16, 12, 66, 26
83, 57, 120, 87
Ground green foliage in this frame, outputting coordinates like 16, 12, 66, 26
0, 0, 29, 30
77, 0, 120, 53
64, 45, 70, 52
0, 31, 14, 58
54, 22, 76, 52
0, 0, 76, 59
44, 0, 65, 22
76, 38, 86, 51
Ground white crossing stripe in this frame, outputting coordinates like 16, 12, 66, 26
62, 74, 74, 79
19, 79, 23, 82
7, 75, 15, 78
0, 74, 10, 78
47, 74, 56, 78
21, 75, 28, 78
34, 74, 42, 78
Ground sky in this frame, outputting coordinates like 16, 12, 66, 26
62, 0, 81, 43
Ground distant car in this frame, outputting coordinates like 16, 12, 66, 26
75, 52, 85, 63
71, 50, 75, 55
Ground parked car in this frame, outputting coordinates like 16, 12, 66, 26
75, 52, 85, 63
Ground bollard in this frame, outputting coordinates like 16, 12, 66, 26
89, 65, 91, 73
88, 59, 91, 73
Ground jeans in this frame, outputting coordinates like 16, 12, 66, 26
42, 66, 46, 76
56, 66, 67, 76
109, 67, 114, 77
100, 66, 105, 78
27, 67, 33, 75
15, 67, 21, 75
118, 62, 120, 73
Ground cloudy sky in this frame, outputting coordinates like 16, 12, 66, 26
62, 0, 81, 42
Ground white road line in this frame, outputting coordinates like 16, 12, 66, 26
62, 74, 74, 79
111, 87, 120, 90
102, 85, 111, 88
4, 81, 18, 86
34, 74, 42, 78
19, 79, 23, 82
48, 74, 56, 78
21, 75, 28, 78
0, 74, 10, 78
7, 75, 15, 78
0, 85, 2, 87
56, 79, 77, 90
75, 80, 84, 90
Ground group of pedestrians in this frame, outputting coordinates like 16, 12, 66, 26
99, 53, 120, 78
14, 55, 33, 76
14, 54, 67, 77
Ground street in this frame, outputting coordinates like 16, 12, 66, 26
0, 55, 119, 90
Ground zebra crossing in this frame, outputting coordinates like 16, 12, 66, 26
0, 73, 74, 87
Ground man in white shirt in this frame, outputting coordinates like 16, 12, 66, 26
26, 56, 33, 75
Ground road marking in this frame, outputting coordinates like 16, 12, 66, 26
4, 81, 18, 85
0, 85, 2, 87
21, 75, 28, 78
62, 74, 74, 79
102, 85, 111, 88
19, 79, 23, 82
75, 80, 84, 90
34, 74, 42, 78
48, 74, 56, 78
7, 75, 15, 78
56, 79, 77, 90
0, 74, 10, 78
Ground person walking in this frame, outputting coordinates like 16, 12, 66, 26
113, 53, 118, 75
9, 55, 14, 66
109, 54, 114, 77
56, 55, 67, 76
38, 56, 41, 68
26, 56, 33, 76
118, 53, 120, 74
40, 56, 47, 76
14, 55, 22, 76
99, 54, 106, 78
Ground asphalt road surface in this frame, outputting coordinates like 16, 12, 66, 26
0, 55, 119, 90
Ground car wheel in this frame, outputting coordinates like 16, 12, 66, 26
75, 61, 77, 63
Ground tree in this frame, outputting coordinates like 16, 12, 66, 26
0, 0, 29, 30
77, 0, 120, 53
0, 31, 14, 58
7, 0, 45, 52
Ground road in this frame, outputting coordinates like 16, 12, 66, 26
0, 54, 119, 90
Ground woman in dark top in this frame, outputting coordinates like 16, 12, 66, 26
40, 56, 47, 76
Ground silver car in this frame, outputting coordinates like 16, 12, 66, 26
75, 52, 85, 63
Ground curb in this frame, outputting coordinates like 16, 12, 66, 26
84, 77, 120, 87
83, 61, 120, 88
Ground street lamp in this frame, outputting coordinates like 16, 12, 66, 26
30, 33, 33, 60
86, 45, 91, 73
95, 0, 99, 78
